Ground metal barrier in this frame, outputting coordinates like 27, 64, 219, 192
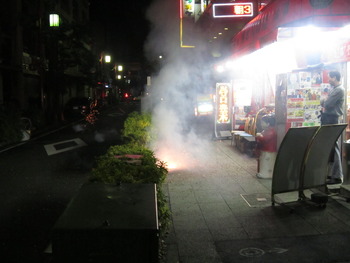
271, 124, 347, 206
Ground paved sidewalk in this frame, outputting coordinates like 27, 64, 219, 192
163, 139, 350, 263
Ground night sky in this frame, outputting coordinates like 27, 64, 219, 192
89, 0, 153, 62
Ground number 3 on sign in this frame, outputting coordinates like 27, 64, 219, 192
233, 4, 252, 15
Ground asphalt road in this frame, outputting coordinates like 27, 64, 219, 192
0, 102, 140, 263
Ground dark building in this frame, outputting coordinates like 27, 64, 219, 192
0, 0, 94, 126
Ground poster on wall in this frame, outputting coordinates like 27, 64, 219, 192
214, 83, 232, 139
183, 0, 194, 17
286, 71, 325, 128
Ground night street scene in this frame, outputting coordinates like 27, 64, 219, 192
2, 0, 350, 262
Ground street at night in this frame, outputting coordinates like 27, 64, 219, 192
2, 0, 350, 262
0, 103, 139, 262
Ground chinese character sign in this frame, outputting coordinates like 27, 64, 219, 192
216, 83, 231, 124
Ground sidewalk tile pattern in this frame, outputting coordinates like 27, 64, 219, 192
163, 139, 350, 263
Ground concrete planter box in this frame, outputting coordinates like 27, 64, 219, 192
52, 182, 159, 262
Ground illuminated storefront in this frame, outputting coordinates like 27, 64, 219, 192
214, 0, 350, 146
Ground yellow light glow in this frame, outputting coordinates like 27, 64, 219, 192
179, 0, 195, 48
117, 75, 121, 79
118, 65, 123, 71
105, 55, 111, 63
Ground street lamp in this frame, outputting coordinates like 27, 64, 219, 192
117, 65, 123, 72
49, 14, 60, 27
104, 55, 111, 63
47, 13, 61, 122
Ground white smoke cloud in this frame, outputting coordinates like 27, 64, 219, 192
144, 0, 216, 170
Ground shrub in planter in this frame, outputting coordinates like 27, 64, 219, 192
121, 111, 154, 146
90, 143, 171, 236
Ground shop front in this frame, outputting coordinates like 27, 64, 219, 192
213, 0, 350, 179
214, 0, 350, 142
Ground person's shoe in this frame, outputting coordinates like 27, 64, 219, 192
326, 178, 342, 185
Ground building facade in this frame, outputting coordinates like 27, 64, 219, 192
0, 0, 93, 126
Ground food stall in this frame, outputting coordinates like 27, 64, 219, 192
213, 0, 350, 181
215, 0, 350, 146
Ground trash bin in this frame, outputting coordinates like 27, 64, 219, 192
342, 140, 350, 184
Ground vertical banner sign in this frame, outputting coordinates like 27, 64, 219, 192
215, 83, 232, 139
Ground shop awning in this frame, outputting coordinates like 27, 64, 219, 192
231, 0, 350, 58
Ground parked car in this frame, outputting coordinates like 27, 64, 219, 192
63, 97, 91, 120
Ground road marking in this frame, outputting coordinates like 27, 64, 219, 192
44, 138, 87, 156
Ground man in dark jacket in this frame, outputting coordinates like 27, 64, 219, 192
320, 70, 344, 185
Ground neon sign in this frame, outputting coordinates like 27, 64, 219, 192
216, 84, 230, 124
213, 3, 254, 18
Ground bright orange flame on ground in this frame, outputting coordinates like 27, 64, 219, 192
156, 149, 183, 171
156, 148, 196, 171
166, 162, 178, 170
155, 137, 206, 172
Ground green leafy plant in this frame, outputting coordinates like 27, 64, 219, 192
121, 111, 154, 146
91, 144, 167, 184
90, 143, 171, 236
92, 112, 171, 260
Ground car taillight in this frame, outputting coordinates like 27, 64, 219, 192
124, 93, 129, 98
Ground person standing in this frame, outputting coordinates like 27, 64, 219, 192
256, 114, 277, 179
320, 70, 345, 184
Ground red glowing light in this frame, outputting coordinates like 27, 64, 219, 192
233, 4, 252, 15
213, 3, 254, 18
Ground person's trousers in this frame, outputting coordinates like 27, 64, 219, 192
321, 116, 343, 180
330, 139, 343, 180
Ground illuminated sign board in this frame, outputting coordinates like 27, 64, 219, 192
182, 0, 194, 17
213, 3, 254, 18
216, 83, 231, 124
